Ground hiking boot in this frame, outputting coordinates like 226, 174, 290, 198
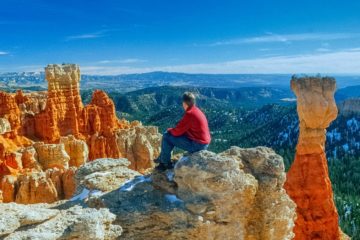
155, 163, 173, 171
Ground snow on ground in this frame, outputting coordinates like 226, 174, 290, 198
347, 118, 359, 132
164, 194, 183, 203
119, 175, 152, 192
166, 171, 175, 182
327, 129, 342, 142
70, 188, 104, 201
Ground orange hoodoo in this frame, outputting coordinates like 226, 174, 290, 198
284, 77, 340, 240
0, 64, 161, 204
33, 64, 130, 144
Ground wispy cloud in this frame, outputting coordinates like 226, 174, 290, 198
0, 51, 9, 55
67, 34, 101, 40
98, 58, 147, 64
79, 48, 360, 75
209, 32, 360, 46
66, 28, 120, 41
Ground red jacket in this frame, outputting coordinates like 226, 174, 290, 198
168, 105, 211, 144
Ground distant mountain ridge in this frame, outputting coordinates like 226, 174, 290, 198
1, 71, 359, 92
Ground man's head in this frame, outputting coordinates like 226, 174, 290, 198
182, 92, 196, 110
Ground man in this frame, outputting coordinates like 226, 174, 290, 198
155, 92, 211, 171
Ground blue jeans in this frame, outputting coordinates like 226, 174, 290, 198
158, 132, 209, 166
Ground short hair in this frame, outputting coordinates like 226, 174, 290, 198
182, 92, 196, 107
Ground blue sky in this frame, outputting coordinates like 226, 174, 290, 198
1, 0, 360, 75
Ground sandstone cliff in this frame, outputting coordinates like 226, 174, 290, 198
0, 203, 122, 239
284, 76, 340, 240
32, 64, 161, 172
89, 147, 296, 240
0, 91, 33, 175
0, 64, 161, 204
0, 138, 86, 203
34, 64, 83, 141
0, 147, 296, 239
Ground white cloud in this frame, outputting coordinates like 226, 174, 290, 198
65, 28, 120, 41
66, 34, 102, 40
210, 32, 360, 46
80, 48, 360, 75
0, 51, 9, 55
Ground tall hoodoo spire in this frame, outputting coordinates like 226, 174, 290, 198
285, 76, 340, 240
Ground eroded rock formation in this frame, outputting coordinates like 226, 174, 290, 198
33, 142, 70, 170
33, 64, 161, 171
0, 139, 84, 203
1, 147, 296, 239
0, 63, 161, 204
89, 147, 296, 240
60, 135, 88, 167
0, 91, 22, 134
34, 64, 83, 141
0, 203, 122, 239
116, 124, 161, 172
284, 76, 340, 240
1, 168, 77, 204
0, 118, 11, 135
74, 158, 140, 193
0, 91, 34, 176
15, 171, 59, 204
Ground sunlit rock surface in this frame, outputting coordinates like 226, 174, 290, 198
33, 142, 70, 170
0, 118, 11, 135
0, 203, 122, 240
96, 147, 296, 240
74, 158, 140, 193
60, 135, 88, 167
0, 64, 161, 204
0, 147, 295, 239
285, 76, 341, 240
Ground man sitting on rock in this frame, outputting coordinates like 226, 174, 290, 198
155, 92, 211, 171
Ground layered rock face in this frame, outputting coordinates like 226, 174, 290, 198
33, 142, 70, 169
0, 140, 84, 203
35, 64, 83, 141
0, 118, 11, 135
33, 64, 161, 171
0, 158, 138, 239
0, 90, 48, 176
91, 147, 296, 240
74, 158, 140, 194
60, 135, 88, 167
1, 168, 77, 204
0, 91, 33, 176
0, 203, 122, 239
1, 147, 295, 239
117, 124, 161, 168
284, 77, 340, 240
0, 64, 161, 204
0, 91, 22, 134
